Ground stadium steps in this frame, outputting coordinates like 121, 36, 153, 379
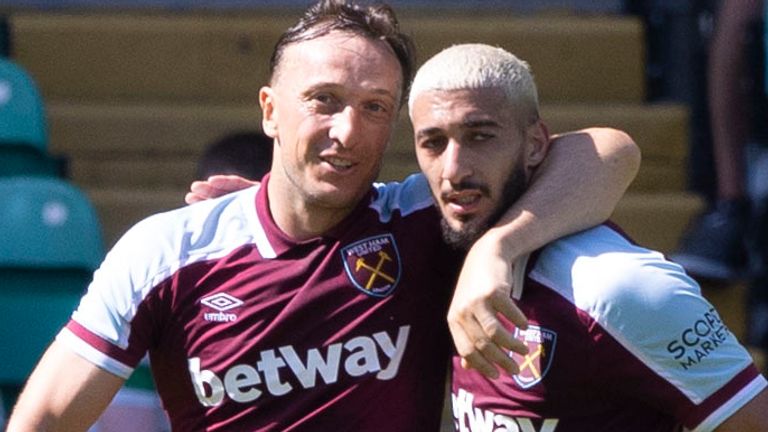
47, 101, 686, 187
86, 187, 186, 245
406, 14, 645, 103
12, 11, 731, 329
611, 192, 704, 253
9, 12, 645, 104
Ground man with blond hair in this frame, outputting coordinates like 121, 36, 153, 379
8, 2, 639, 430
410, 43, 768, 431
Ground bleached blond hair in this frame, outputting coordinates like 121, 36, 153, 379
408, 43, 540, 127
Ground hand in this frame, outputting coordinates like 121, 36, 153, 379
185, 175, 258, 204
447, 234, 529, 379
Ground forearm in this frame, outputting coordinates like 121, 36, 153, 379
7, 340, 124, 432
450, 127, 638, 376
484, 127, 639, 258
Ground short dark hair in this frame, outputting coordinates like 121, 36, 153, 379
269, 0, 415, 106
197, 131, 273, 181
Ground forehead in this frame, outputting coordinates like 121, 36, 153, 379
410, 88, 514, 129
275, 31, 402, 98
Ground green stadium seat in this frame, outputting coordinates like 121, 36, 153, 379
0, 15, 9, 58
0, 59, 46, 152
0, 176, 104, 415
0, 144, 63, 178
0, 58, 62, 178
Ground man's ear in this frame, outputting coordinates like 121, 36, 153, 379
260, 86, 278, 138
525, 119, 550, 170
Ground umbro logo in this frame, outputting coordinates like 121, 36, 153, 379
201, 293, 244, 322
201, 293, 244, 311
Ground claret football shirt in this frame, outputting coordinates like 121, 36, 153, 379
60, 174, 460, 431
451, 224, 766, 432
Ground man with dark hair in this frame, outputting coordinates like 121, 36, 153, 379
185, 41, 768, 430
7, 1, 638, 430
269, 0, 415, 104
196, 131, 273, 181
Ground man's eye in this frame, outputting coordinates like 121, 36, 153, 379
307, 93, 341, 113
364, 102, 387, 113
420, 138, 446, 150
470, 132, 493, 141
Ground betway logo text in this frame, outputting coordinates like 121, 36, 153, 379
453, 388, 559, 432
189, 325, 410, 406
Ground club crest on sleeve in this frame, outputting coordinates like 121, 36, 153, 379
511, 325, 557, 389
340, 234, 402, 297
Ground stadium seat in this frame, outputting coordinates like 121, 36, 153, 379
0, 58, 62, 177
0, 176, 104, 414
0, 15, 9, 57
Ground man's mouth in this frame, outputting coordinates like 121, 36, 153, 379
321, 156, 354, 171
443, 191, 483, 216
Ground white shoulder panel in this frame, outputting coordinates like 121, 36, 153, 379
530, 225, 754, 404
70, 186, 262, 351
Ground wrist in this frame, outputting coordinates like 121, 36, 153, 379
478, 212, 537, 260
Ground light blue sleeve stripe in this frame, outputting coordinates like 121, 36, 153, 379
371, 173, 435, 223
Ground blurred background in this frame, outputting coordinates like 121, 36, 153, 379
0, 0, 711, 250
0, 0, 764, 429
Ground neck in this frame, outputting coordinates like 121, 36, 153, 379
266, 175, 354, 241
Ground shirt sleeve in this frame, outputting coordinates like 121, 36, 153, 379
537, 225, 767, 431
57, 211, 180, 379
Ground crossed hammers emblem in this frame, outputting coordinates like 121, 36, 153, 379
355, 251, 395, 290
518, 343, 545, 379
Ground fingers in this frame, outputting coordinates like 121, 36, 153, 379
459, 354, 518, 378
206, 175, 259, 191
448, 301, 529, 379
185, 192, 205, 205
461, 353, 500, 378
447, 240, 532, 379
455, 316, 526, 377
473, 296, 525, 352
185, 177, 258, 205
468, 335, 520, 378
449, 318, 500, 379
466, 293, 528, 353
189, 180, 213, 196
494, 295, 529, 331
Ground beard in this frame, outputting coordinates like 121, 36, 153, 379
441, 163, 528, 251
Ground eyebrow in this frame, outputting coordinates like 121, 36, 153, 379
303, 82, 398, 102
463, 119, 502, 129
415, 127, 442, 140
415, 119, 501, 139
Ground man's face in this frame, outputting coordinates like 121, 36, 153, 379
412, 87, 538, 249
261, 30, 402, 211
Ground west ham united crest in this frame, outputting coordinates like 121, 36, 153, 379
511, 325, 557, 389
341, 234, 402, 297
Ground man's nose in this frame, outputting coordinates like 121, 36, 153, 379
329, 105, 360, 148
441, 140, 472, 183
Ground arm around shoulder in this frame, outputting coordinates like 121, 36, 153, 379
539, 127, 640, 230
492, 126, 639, 259
446, 127, 640, 377
7, 339, 125, 432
